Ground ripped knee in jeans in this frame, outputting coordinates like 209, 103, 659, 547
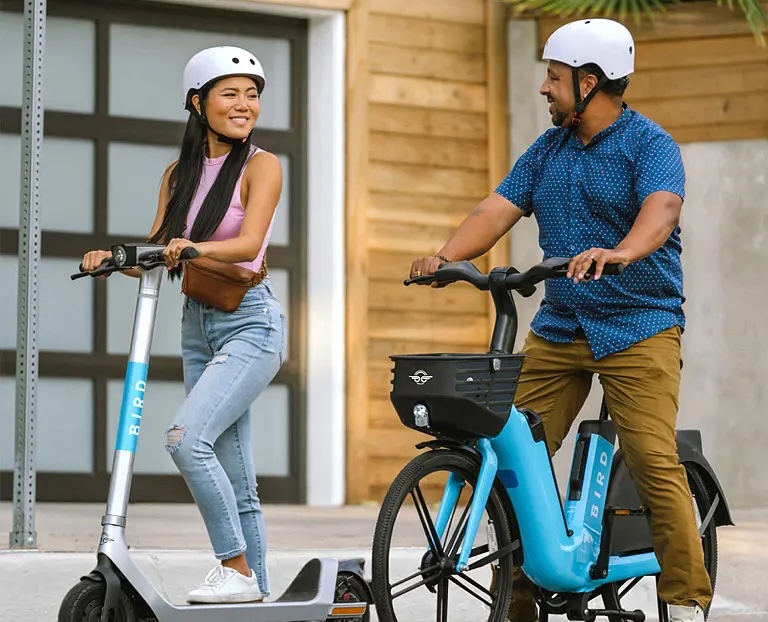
165, 425, 187, 453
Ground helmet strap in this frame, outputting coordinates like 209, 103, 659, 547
569, 70, 609, 129
188, 93, 253, 145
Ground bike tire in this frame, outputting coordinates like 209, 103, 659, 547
371, 449, 516, 622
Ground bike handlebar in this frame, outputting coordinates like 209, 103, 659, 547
70, 244, 199, 280
403, 257, 624, 294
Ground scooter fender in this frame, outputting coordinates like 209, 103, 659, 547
336, 558, 374, 605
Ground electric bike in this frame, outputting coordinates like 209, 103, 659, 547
371, 257, 732, 622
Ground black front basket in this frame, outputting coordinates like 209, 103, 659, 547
389, 353, 525, 441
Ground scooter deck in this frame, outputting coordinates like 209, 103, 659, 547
110, 554, 367, 621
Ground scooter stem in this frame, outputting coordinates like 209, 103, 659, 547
104, 266, 164, 524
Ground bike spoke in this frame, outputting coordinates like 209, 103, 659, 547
442, 486, 463, 549
450, 572, 494, 606
391, 573, 439, 600
445, 494, 473, 559
617, 576, 643, 600
467, 540, 520, 571
437, 576, 449, 622
412, 485, 445, 557
390, 564, 440, 591
698, 494, 719, 536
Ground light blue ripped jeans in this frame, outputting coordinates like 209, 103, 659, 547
165, 278, 286, 596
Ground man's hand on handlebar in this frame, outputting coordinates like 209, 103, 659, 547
409, 255, 451, 288
567, 247, 630, 283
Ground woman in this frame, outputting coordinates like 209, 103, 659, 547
81, 46, 285, 604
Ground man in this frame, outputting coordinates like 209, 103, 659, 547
409, 17, 711, 622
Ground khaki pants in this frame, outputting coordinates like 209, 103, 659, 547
507, 327, 712, 620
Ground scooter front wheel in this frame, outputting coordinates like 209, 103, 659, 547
58, 577, 137, 622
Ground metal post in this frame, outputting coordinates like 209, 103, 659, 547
11, 0, 46, 549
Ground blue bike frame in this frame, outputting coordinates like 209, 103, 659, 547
431, 405, 660, 593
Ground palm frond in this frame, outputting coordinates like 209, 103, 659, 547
505, 0, 767, 44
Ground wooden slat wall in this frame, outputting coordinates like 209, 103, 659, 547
346, 0, 509, 503
534, 3, 768, 142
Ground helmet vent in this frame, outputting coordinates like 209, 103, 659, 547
232, 57, 240, 64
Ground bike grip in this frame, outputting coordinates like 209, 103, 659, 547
71, 271, 90, 280
403, 274, 436, 286
601, 263, 625, 276
179, 247, 199, 260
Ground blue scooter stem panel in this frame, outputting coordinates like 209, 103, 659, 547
115, 361, 149, 453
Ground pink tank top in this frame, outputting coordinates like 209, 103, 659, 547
185, 145, 274, 272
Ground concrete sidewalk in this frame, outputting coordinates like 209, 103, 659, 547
1, 503, 767, 620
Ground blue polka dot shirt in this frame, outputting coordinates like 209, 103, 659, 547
495, 105, 686, 360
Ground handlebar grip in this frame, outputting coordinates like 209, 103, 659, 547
403, 274, 436, 286
589, 262, 624, 277
72, 257, 114, 280
179, 247, 199, 261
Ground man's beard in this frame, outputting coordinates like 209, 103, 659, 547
551, 109, 569, 127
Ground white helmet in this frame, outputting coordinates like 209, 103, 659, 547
542, 18, 635, 80
182, 45, 266, 110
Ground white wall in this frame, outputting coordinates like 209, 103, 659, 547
506, 19, 768, 509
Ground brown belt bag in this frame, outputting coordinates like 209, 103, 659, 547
182, 256, 268, 312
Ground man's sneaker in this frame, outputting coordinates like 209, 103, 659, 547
668, 604, 705, 622
187, 565, 265, 604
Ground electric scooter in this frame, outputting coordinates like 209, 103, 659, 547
59, 243, 372, 622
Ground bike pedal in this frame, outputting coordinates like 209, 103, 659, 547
593, 608, 645, 622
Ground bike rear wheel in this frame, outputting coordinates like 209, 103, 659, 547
372, 449, 517, 622
601, 464, 719, 620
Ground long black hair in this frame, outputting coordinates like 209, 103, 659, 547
149, 88, 251, 279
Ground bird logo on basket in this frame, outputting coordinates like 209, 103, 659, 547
409, 370, 433, 385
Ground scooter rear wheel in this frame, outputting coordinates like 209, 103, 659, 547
58, 578, 137, 622
334, 572, 372, 622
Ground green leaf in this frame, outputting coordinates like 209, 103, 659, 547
505, 0, 767, 44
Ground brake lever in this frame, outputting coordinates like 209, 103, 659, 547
135, 247, 199, 270
136, 251, 165, 271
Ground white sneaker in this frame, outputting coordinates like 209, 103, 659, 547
187, 565, 265, 604
668, 605, 705, 622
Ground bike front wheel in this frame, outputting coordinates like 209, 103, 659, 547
372, 448, 516, 622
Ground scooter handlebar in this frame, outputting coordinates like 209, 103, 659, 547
70, 245, 200, 280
